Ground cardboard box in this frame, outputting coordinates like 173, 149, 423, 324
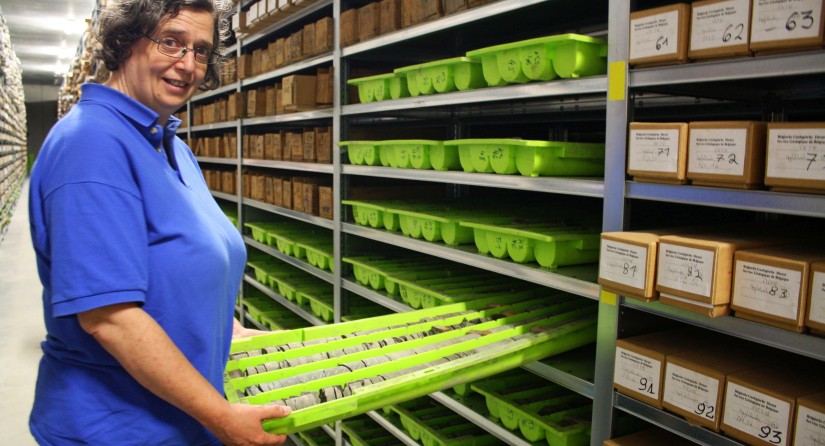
265, 86, 277, 116
291, 178, 304, 212
732, 245, 825, 332
401, 0, 421, 27
303, 181, 320, 215
795, 390, 825, 446
444, 0, 467, 15
237, 53, 254, 79
379, 0, 402, 34
253, 134, 265, 159
242, 134, 251, 158
656, 231, 782, 317
687, 121, 767, 189
603, 427, 699, 446
265, 176, 275, 205
286, 29, 303, 64
613, 327, 717, 408
315, 17, 334, 53
419, 0, 443, 22
283, 179, 292, 209
629, 3, 691, 67
359, 3, 380, 41
286, 131, 303, 162
274, 38, 286, 67
722, 364, 825, 446
688, 0, 754, 60
765, 122, 825, 194
270, 177, 283, 207
316, 127, 332, 164
662, 341, 768, 431
302, 22, 316, 56
282, 75, 317, 111
807, 262, 825, 334
315, 67, 333, 105
319, 185, 333, 219
341, 8, 359, 47
264, 132, 282, 160
228, 92, 245, 120
627, 122, 690, 184
749, 0, 825, 54
599, 230, 669, 302
303, 129, 316, 162
276, 84, 284, 115
246, 87, 268, 118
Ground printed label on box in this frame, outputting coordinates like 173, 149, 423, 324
600, 239, 649, 290
809, 271, 825, 325
628, 129, 681, 173
614, 347, 661, 400
689, 128, 748, 176
691, 0, 751, 51
657, 243, 714, 298
751, 0, 823, 43
766, 128, 825, 181
723, 382, 791, 446
630, 10, 681, 60
663, 362, 720, 422
795, 404, 825, 446
734, 261, 802, 320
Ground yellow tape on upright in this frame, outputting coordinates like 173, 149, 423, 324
608, 61, 627, 101
600, 289, 617, 306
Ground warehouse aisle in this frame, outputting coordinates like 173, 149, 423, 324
0, 179, 43, 445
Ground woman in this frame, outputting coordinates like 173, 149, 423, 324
28, 1, 290, 444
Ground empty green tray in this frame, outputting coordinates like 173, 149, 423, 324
394, 57, 485, 96
382, 139, 444, 170
389, 398, 501, 446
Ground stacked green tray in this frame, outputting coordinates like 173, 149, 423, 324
244, 220, 308, 246
466, 34, 607, 87
298, 427, 335, 446
339, 141, 382, 166
347, 72, 410, 103
298, 241, 334, 272
394, 273, 562, 309
269, 273, 325, 302
341, 416, 400, 446
470, 370, 592, 446
389, 397, 501, 446
343, 199, 448, 233
384, 139, 444, 170
295, 282, 334, 321
394, 56, 485, 96
344, 255, 462, 295
458, 218, 601, 268
445, 138, 605, 176
224, 296, 597, 434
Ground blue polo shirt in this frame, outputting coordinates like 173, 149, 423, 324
28, 83, 246, 445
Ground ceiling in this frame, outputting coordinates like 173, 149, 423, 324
1, 0, 97, 85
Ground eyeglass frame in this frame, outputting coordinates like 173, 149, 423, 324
144, 35, 218, 65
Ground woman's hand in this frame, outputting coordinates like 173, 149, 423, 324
209, 403, 292, 446
232, 318, 285, 339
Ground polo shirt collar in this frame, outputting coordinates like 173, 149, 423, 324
79, 83, 182, 148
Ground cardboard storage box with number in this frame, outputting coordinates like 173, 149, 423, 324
749, 0, 825, 53
656, 231, 782, 317
722, 362, 825, 446
731, 245, 825, 333
627, 122, 690, 184
629, 3, 691, 66
661, 341, 768, 432
599, 230, 670, 302
795, 390, 825, 446
689, 0, 753, 60
686, 121, 767, 189
613, 327, 716, 409
765, 122, 825, 194
806, 261, 825, 334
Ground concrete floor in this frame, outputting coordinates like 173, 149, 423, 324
0, 179, 44, 445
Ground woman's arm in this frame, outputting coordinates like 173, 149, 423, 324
78, 302, 291, 446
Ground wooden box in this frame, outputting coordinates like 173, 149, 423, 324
341, 8, 360, 47
359, 3, 380, 41
379, 0, 402, 34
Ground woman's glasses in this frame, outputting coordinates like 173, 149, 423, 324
145, 35, 217, 65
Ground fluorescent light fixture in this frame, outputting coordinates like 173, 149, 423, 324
5, 15, 87, 35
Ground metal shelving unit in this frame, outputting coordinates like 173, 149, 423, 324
185, 0, 825, 444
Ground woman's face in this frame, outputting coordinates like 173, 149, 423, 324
114, 8, 214, 123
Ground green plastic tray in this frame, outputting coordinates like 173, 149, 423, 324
297, 284, 335, 321
389, 398, 501, 446
466, 34, 607, 87
394, 57, 485, 96
458, 218, 600, 268
338, 140, 381, 166
515, 142, 605, 177
298, 427, 335, 446
225, 297, 597, 434
341, 416, 400, 446
382, 139, 444, 170
298, 242, 334, 272
347, 72, 395, 103
471, 373, 592, 446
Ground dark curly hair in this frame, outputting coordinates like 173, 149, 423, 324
94, 0, 231, 91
